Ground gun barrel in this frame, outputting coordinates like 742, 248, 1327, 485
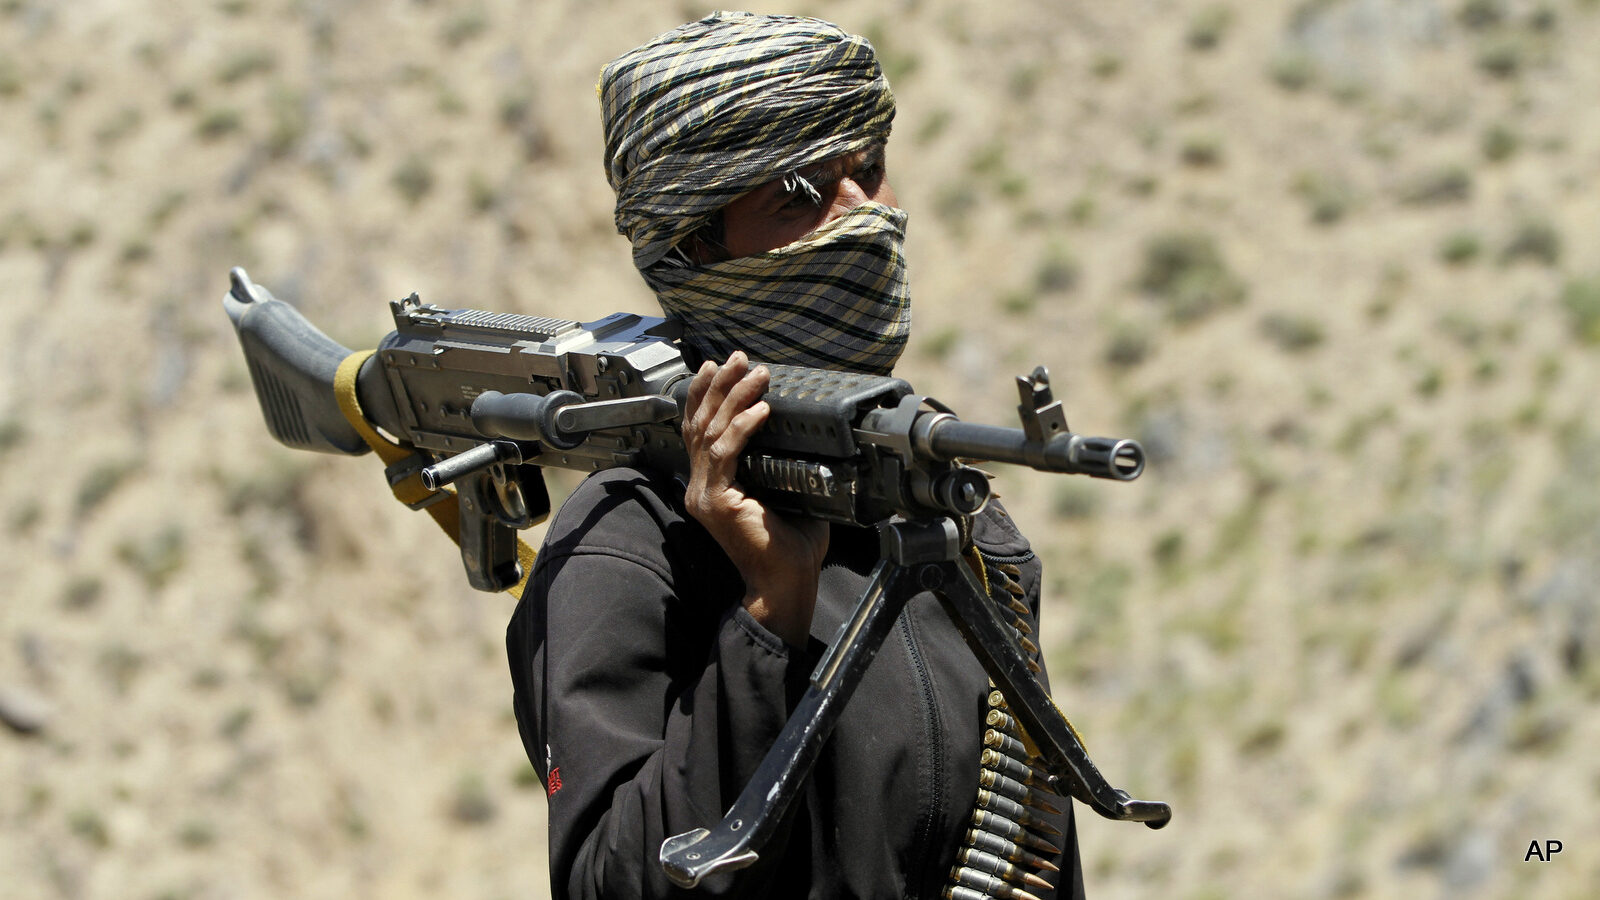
922, 420, 1144, 481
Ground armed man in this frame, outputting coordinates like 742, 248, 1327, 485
506, 12, 1086, 899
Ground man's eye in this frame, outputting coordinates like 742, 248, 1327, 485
779, 193, 814, 212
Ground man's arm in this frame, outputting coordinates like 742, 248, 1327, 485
507, 481, 818, 900
680, 351, 829, 647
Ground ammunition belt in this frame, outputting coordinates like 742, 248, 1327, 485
944, 555, 1062, 900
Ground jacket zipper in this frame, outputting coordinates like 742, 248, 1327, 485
900, 608, 943, 900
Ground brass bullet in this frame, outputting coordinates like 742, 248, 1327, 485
957, 847, 1056, 892
986, 708, 1021, 735
965, 826, 1061, 873
971, 809, 1062, 856
980, 769, 1063, 815
987, 690, 1009, 710
981, 748, 1032, 784
977, 788, 1060, 832
942, 886, 995, 900
975, 787, 1026, 821
951, 866, 1044, 900
983, 728, 1028, 759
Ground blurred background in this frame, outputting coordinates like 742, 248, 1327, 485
1, 0, 1597, 897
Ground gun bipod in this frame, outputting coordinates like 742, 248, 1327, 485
657, 517, 1169, 890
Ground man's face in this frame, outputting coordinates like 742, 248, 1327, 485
714, 143, 897, 260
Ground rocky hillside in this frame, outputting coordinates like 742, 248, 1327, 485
2, 1, 1596, 898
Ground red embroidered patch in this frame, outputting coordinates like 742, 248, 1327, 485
547, 766, 563, 796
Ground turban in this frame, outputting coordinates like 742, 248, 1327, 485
599, 11, 897, 278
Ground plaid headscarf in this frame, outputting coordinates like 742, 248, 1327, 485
599, 12, 909, 374
651, 202, 910, 373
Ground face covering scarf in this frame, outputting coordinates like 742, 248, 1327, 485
651, 202, 910, 375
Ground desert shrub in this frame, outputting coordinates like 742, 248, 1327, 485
217, 47, 276, 84
442, 7, 488, 47
0, 418, 21, 456
61, 576, 103, 611
1292, 172, 1356, 225
197, 107, 242, 140
178, 820, 217, 849
70, 809, 111, 849
1500, 218, 1561, 265
1438, 230, 1482, 265
914, 108, 951, 146
392, 155, 434, 205
1459, 0, 1507, 29
1476, 35, 1526, 78
0, 52, 21, 97
1008, 63, 1042, 100
999, 290, 1035, 317
1560, 276, 1600, 344
1180, 134, 1224, 168
1481, 123, 1519, 162
932, 181, 979, 229
1104, 322, 1152, 368
921, 325, 960, 361
1260, 312, 1325, 353
1137, 230, 1247, 323
450, 772, 496, 825
1414, 366, 1444, 398
76, 460, 139, 517
1051, 482, 1101, 519
1398, 166, 1472, 206
1091, 53, 1123, 79
1268, 53, 1317, 91
1187, 4, 1234, 50
1034, 244, 1080, 294
1152, 529, 1185, 570
116, 524, 187, 589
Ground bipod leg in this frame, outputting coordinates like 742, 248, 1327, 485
659, 519, 962, 888
933, 556, 1172, 829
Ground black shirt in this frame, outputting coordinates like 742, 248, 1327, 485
507, 466, 1086, 899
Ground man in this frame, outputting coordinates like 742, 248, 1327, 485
507, 13, 1086, 899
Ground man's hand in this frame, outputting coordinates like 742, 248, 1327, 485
682, 351, 829, 647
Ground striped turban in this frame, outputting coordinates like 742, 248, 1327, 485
599, 11, 897, 277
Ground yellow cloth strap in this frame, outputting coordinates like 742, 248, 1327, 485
334, 350, 537, 600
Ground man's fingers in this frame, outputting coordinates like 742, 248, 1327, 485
684, 359, 715, 423
707, 364, 769, 440
689, 352, 750, 439
720, 398, 774, 458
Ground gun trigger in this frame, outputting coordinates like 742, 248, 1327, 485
386, 453, 450, 510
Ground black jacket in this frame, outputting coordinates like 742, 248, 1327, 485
507, 466, 1085, 899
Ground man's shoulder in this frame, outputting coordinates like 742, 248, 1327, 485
545, 466, 687, 544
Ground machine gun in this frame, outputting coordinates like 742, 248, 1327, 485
223, 266, 1170, 886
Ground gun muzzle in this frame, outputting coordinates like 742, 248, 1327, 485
922, 421, 1144, 480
